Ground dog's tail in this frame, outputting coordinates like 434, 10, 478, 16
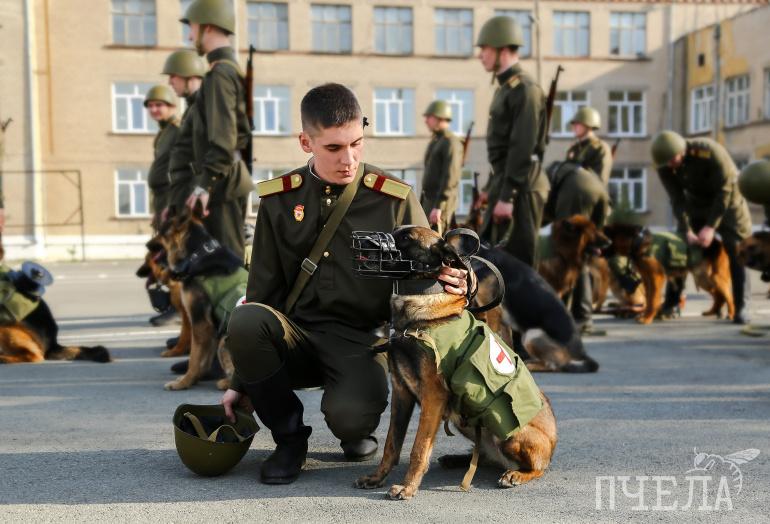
562, 356, 599, 373
46, 344, 112, 363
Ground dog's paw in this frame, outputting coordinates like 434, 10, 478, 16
498, 470, 524, 488
161, 348, 185, 358
636, 315, 654, 325
164, 379, 190, 391
215, 378, 230, 391
354, 474, 385, 489
387, 484, 415, 500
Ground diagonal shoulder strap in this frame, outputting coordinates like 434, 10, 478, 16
284, 163, 365, 314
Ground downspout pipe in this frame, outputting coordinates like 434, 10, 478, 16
24, 0, 45, 259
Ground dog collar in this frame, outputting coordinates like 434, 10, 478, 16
393, 279, 445, 296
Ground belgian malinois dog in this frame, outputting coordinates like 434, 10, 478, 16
354, 226, 557, 500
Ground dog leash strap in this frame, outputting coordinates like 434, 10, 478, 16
466, 255, 506, 314
460, 426, 482, 492
284, 163, 365, 314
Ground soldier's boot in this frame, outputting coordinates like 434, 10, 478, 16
149, 305, 179, 327
169, 357, 225, 380
659, 277, 685, 319
241, 365, 312, 485
572, 267, 606, 336
341, 437, 378, 462
166, 336, 180, 349
730, 260, 751, 325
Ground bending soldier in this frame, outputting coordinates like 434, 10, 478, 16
221, 84, 469, 485
421, 100, 463, 236
566, 107, 612, 186
144, 85, 180, 230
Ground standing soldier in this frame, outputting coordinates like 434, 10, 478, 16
164, 49, 207, 217
421, 100, 463, 236
179, 0, 254, 260
566, 107, 612, 186
144, 85, 180, 229
477, 15, 549, 267
652, 131, 752, 324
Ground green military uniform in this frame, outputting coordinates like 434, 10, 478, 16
148, 117, 180, 223
482, 64, 550, 267
544, 163, 609, 227
566, 135, 613, 187
168, 93, 199, 213
226, 163, 428, 446
421, 128, 463, 235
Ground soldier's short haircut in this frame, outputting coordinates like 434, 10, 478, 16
301, 83, 362, 134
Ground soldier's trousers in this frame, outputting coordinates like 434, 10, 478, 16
501, 189, 546, 267
204, 196, 247, 261
226, 303, 389, 443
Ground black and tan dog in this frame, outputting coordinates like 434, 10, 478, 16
738, 231, 770, 280
354, 226, 557, 500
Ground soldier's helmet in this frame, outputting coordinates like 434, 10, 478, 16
650, 130, 686, 168
180, 0, 236, 34
607, 203, 645, 227
163, 49, 207, 78
173, 403, 259, 476
423, 100, 452, 121
570, 107, 601, 129
738, 160, 770, 205
476, 16, 525, 48
144, 85, 177, 107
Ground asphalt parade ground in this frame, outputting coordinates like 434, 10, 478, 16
1, 260, 769, 523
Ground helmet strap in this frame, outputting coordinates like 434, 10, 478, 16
194, 25, 206, 56
491, 48, 501, 85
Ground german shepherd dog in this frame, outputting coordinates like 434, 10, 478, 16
136, 235, 192, 358
158, 212, 243, 391
738, 231, 770, 281
355, 227, 557, 499
474, 246, 599, 373
602, 224, 733, 324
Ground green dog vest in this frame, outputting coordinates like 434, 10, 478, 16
194, 267, 249, 327
406, 310, 544, 440
0, 264, 40, 323
649, 231, 704, 270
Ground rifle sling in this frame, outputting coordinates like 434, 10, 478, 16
284, 163, 365, 314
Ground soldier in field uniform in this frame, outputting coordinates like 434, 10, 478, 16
144, 85, 180, 229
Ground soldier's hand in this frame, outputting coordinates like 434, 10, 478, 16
429, 208, 442, 225
221, 388, 243, 423
185, 187, 210, 217
686, 230, 699, 246
492, 200, 513, 224
439, 266, 468, 296
698, 226, 715, 248
474, 192, 488, 210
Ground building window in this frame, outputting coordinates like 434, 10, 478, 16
115, 168, 150, 217
457, 170, 475, 216
434, 89, 474, 135
553, 11, 589, 57
609, 167, 646, 212
494, 10, 532, 58
389, 168, 420, 190
725, 75, 750, 128
690, 85, 714, 134
248, 2, 289, 51
435, 8, 473, 57
250, 167, 291, 214
112, 83, 158, 133
374, 6, 413, 55
180, 0, 192, 44
253, 86, 291, 135
111, 0, 156, 46
610, 12, 646, 56
374, 88, 415, 136
608, 90, 645, 137
311, 4, 352, 53
765, 69, 770, 120
551, 91, 589, 137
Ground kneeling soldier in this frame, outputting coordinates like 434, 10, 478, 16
221, 84, 469, 485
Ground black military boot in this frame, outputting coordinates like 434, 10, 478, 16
241, 365, 312, 484
658, 277, 684, 319
169, 357, 225, 380
731, 262, 751, 325
165, 336, 180, 349
149, 306, 179, 327
341, 436, 378, 462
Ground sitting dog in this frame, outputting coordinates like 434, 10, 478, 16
354, 226, 557, 499
0, 262, 110, 364
158, 211, 247, 391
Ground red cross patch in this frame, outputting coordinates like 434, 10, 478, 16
489, 336, 516, 375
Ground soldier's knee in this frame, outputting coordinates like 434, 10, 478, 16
226, 303, 282, 374
321, 393, 388, 442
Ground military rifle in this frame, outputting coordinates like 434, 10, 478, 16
461, 121, 475, 166
544, 65, 565, 146
243, 45, 256, 175
611, 138, 621, 159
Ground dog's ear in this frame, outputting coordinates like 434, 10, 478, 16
146, 237, 164, 253
444, 228, 480, 258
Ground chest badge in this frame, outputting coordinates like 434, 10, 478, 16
293, 204, 305, 222
489, 336, 516, 375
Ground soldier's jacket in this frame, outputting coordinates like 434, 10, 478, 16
486, 64, 549, 200
566, 134, 612, 187
249, 163, 428, 343
147, 117, 180, 215
408, 309, 543, 440
192, 46, 253, 205
657, 138, 751, 239
168, 93, 199, 212
421, 128, 463, 225
544, 162, 609, 227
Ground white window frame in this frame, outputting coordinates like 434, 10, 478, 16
111, 0, 157, 46
248, 2, 289, 51
250, 167, 291, 215
494, 9, 532, 58
609, 166, 647, 212
553, 11, 590, 57
724, 74, 750, 128
434, 89, 474, 135
253, 85, 291, 135
434, 8, 473, 57
180, 0, 193, 44
374, 88, 415, 137
311, 4, 352, 54
690, 84, 714, 134
609, 12, 646, 57
389, 168, 420, 191
112, 83, 158, 134
551, 91, 589, 137
374, 6, 413, 55
457, 169, 475, 216
607, 90, 646, 137
115, 168, 151, 217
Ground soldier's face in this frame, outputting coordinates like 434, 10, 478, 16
188, 23, 205, 55
147, 101, 174, 122
571, 123, 588, 138
300, 122, 364, 185
668, 154, 684, 169
168, 75, 187, 97
424, 115, 440, 131
478, 46, 497, 72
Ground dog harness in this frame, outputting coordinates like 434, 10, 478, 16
194, 267, 249, 328
649, 231, 704, 270
0, 264, 41, 323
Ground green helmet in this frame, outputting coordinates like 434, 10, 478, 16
423, 100, 452, 121
651, 131, 686, 168
163, 50, 207, 78
144, 85, 177, 107
173, 403, 259, 477
180, 0, 236, 34
570, 107, 601, 129
607, 201, 645, 227
738, 160, 770, 205
476, 16, 525, 48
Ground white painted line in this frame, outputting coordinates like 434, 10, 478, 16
58, 315, 156, 325
58, 329, 178, 342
